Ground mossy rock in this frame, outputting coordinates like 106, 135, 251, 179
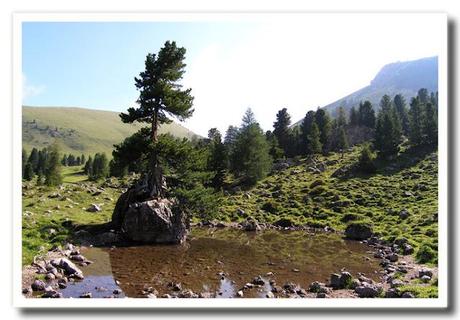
345, 221, 373, 240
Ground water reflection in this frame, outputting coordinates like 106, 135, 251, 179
67, 228, 381, 298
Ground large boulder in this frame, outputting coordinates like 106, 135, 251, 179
122, 198, 187, 244
345, 222, 373, 240
110, 172, 189, 244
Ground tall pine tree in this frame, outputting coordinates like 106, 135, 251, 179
424, 102, 437, 146
232, 109, 272, 184
314, 108, 331, 153
44, 143, 63, 186
408, 97, 425, 146
273, 108, 292, 157
120, 41, 194, 197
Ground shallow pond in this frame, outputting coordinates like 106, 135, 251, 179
61, 228, 383, 298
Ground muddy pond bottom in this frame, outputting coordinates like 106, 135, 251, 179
62, 228, 383, 298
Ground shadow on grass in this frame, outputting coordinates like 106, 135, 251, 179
335, 144, 437, 182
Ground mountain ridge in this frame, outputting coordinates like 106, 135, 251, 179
293, 56, 438, 125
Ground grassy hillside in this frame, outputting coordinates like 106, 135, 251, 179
23, 106, 199, 155
217, 144, 438, 264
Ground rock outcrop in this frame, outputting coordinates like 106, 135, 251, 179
111, 175, 188, 244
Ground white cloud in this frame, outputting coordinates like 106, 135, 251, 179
22, 73, 45, 102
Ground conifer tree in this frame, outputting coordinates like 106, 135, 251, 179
37, 149, 48, 175
266, 131, 285, 161
44, 143, 63, 186
232, 109, 272, 184
358, 101, 376, 128
90, 153, 109, 180
424, 102, 438, 146
408, 97, 425, 146
273, 108, 292, 156
418, 88, 429, 104
24, 162, 34, 181
307, 122, 322, 155
81, 154, 86, 165
300, 111, 316, 155
358, 143, 376, 173
374, 109, 401, 158
393, 94, 410, 136
28, 148, 39, 173
61, 154, 68, 166
207, 128, 228, 188
337, 106, 348, 128
379, 94, 393, 114
337, 127, 349, 159
84, 156, 93, 176
120, 41, 194, 197
315, 108, 331, 153
349, 106, 359, 126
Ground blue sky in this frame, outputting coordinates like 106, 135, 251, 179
22, 21, 254, 109
22, 16, 442, 136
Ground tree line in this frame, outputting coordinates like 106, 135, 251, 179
22, 145, 62, 186
61, 153, 86, 167
23, 145, 110, 185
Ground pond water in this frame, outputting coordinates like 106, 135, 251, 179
60, 228, 383, 298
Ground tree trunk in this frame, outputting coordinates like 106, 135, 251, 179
148, 107, 165, 198
151, 108, 158, 143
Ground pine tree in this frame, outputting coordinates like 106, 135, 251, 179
358, 143, 376, 173
90, 153, 109, 180
84, 156, 93, 176
337, 106, 348, 128
44, 143, 63, 186
300, 111, 316, 155
273, 108, 292, 156
28, 148, 39, 173
424, 102, 437, 146
37, 149, 48, 175
307, 122, 322, 155
408, 97, 425, 146
61, 154, 68, 166
24, 162, 34, 181
393, 94, 410, 136
232, 109, 272, 184
358, 101, 376, 128
81, 154, 86, 165
315, 108, 331, 153
266, 131, 285, 161
337, 127, 349, 159
379, 94, 393, 114
349, 106, 359, 126
67, 154, 75, 166
208, 128, 228, 188
119, 41, 194, 196
374, 109, 401, 158
418, 88, 429, 104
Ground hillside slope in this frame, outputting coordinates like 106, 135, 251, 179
219, 145, 438, 264
323, 56, 438, 117
22, 106, 199, 155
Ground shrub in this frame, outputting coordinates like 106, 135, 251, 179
358, 143, 376, 173
416, 243, 437, 264
261, 201, 280, 214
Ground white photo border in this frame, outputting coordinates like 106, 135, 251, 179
12, 12, 448, 309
